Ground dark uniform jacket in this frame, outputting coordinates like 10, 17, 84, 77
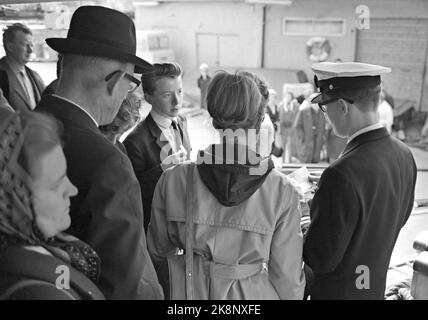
303, 127, 417, 300
0, 57, 45, 112
0, 246, 105, 300
124, 113, 191, 232
36, 95, 163, 300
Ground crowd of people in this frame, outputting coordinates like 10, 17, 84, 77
262, 76, 395, 165
0, 5, 418, 300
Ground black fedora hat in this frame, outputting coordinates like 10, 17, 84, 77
46, 6, 153, 74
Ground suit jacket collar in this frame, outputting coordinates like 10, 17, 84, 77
37, 95, 100, 135
145, 113, 167, 151
1, 57, 30, 108
341, 127, 389, 158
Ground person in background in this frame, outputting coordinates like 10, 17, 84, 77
35, 6, 163, 300
294, 86, 326, 163
304, 62, 417, 299
148, 70, 305, 299
124, 62, 191, 233
265, 88, 282, 157
99, 92, 142, 154
0, 110, 104, 299
378, 90, 394, 133
197, 63, 211, 110
0, 23, 45, 111
279, 91, 299, 163
239, 71, 274, 157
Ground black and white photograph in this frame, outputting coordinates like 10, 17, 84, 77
0, 0, 427, 308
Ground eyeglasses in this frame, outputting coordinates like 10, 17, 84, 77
318, 97, 354, 113
105, 70, 141, 93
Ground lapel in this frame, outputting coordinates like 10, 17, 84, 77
341, 127, 389, 158
1, 58, 32, 109
146, 113, 171, 154
14, 87, 32, 109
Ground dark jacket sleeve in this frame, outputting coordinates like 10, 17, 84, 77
124, 135, 163, 232
81, 152, 164, 300
303, 167, 360, 274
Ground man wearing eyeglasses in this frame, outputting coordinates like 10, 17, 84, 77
124, 62, 191, 233
35, 6, 163, 300
303, 62, 417, 299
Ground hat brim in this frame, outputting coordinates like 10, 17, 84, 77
46, 38, 153, 74
311, 91, 341, 104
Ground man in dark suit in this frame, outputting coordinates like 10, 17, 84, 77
303, 62, 417, 299
35, 6, 163, 300
124, 63, 191, 232
0, 23, 45, 111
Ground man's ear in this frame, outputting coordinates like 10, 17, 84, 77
338, 99, 349, 115
144, 93, 153, 105
5, 42, 13, 53
106, 72, 122, 96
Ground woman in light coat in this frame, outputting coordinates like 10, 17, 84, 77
147, 71, 305, 300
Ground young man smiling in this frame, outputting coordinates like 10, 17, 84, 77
124, 62, 191, 232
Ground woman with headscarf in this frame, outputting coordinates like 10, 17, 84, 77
0, 109, 104, 300
147, 70, 305, 300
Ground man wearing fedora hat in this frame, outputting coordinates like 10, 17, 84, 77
36, 6, 163, 300
303, 62, 417, 299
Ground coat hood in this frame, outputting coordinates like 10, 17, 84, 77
196, 144, 274, 207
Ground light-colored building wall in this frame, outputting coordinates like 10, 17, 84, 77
264, 0, 428, 81
135, 0, 428, 109
135, 1, 263, 73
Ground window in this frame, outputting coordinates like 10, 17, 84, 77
283, 18, 345, 36
148, 35, 169, 50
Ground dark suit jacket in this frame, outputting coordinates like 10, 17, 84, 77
124, 113, 191, 232
303, 127, 417, 300
36, 96, 163, 300
0, 57, 45, 112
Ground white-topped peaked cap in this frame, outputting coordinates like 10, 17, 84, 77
311, 62, 391, 104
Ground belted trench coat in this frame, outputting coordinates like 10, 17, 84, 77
147, 163, 305, 300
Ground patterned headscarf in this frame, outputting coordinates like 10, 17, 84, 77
0, 111, 100, 283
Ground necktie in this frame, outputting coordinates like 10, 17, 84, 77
171, 120, 183, 153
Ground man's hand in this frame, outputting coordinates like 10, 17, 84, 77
161, 148, 188, 171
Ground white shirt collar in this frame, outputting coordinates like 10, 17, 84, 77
52, 94, 99, 127
348, 123, 384, 143
150, 109, 177, 130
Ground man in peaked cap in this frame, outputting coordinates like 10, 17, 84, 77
36, 6, 163, 299
303, 62, 417, 299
